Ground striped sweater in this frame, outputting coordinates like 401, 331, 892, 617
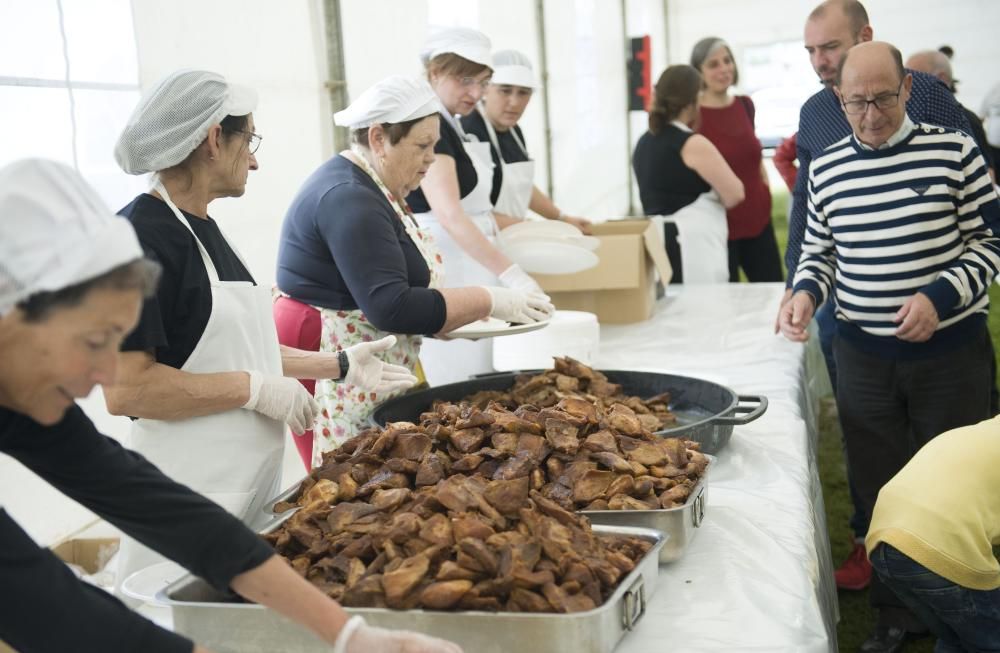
793, 121, 1000, 358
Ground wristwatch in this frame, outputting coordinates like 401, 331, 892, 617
337, 349, 350, 381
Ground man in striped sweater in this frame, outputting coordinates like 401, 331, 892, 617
781, 41, 1000, 652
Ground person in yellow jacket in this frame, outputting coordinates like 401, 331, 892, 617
866, 415, 1000, 652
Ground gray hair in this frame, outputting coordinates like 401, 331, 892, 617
690, 37, 738, 87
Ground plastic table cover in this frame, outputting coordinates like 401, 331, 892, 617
608, 283, 837, 652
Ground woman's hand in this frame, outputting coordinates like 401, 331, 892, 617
243, 371, 318, 432
484, 286, 554, 323
498, 264, 544, 296
335, 617, 463, 653
559, 214, 592, 234
344, 336, 418, 394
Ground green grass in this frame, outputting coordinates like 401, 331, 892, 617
770, 188, 1000, 651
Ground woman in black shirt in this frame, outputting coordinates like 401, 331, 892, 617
0, 158, 459, 653
632, 64, 744, 283
460, 49, 590, 232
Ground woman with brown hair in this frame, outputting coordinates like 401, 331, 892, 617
407, 27, 553, 385
632, 64, 744, 283
690, 37, 783, 282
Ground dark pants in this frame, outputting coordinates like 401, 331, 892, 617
727, 221, 783, 282
871, 543, 1000, 652
834, 332, 991, 627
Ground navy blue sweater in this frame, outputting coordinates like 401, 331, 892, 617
785, 70, 975, 285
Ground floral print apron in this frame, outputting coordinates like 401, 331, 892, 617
310, 151, 443, 465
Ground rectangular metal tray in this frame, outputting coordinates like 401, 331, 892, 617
158, 524, 665, 653
579, 454, 713, 564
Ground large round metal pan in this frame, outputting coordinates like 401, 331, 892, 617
370, 370, 766, 454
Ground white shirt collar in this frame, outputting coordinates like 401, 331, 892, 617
855, 115, 915, 151
670, 120, 693, 133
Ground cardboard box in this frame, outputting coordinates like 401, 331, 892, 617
534, 219, 672, 324
0, 538, 119, 653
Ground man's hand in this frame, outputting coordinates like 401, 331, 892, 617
774, 287, 793, 334
778, 291, 816, 342
894, 293, 939, 342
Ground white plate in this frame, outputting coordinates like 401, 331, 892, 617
121, 560, 187, 605
500, 219, 582, 239
500, 240, 600, 274
499, 232, 601, 252
446, 319, 551, 341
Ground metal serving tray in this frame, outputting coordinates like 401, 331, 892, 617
580, 455, 713, 564
158, 525, 666, 653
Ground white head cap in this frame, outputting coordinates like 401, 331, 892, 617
490, 49, 539, 89
420, 26, 493, 69
114, 69, 258, 175
0, 159, 144, 315
334, 76, 439, 130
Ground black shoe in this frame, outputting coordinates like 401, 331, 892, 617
858, 624, 908, 653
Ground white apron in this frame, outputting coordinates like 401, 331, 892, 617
479, 106, 535, 218
661, 191, 729, 284
416, 111, 499, 385
116, 182, 286, 593
310, 152, 444, 463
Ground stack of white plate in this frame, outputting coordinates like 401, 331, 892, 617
497, 220, 600, 275
492, 310, 599, 371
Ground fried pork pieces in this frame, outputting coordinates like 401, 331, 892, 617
463, 357, 678, 432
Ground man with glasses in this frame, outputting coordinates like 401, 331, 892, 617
777, 0, 981, 605
779, 41, 1000, 653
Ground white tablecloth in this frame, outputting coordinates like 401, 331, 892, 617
603, 283, 838, 653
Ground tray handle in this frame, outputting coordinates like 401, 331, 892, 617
621, 575, 646, 630
691, 486, 706, 528
710, 394, 768, 426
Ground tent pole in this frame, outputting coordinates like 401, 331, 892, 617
323, 0, 349, 152
534, 0, 555, 200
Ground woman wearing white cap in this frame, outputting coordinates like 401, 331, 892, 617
105, 70, 417, 585
275, 75, 553, 462
461, 49, 590, 231
407, 27, 553, 385
0, 159, 461, 653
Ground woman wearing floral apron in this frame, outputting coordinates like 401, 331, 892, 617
406, 27, 554, 387
275, 76, 554, 468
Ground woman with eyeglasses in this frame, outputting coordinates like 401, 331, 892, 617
690, 37, 782, 283
633, 64, 744, 283
460, 49, 590, 233
274, 76, 552, 466
406, 27, 554, 385
104, 70, 417, 589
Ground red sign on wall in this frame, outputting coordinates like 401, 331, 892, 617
628, 35, 652, 111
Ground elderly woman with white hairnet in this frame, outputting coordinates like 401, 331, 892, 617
406, 27, 554, 386
0, 159, 461, 653
275, 75, 553, 464
104, 69, 418, 587
460, 49, 590, 232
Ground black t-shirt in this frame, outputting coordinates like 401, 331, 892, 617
406, 115, 478, 213
276, 155, 447, 335
0, 405, 274, 653
119, 194, 255, 369
632, 125, 711, 216
461, 109, 530, 206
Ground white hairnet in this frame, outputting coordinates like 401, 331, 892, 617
491, 49, 539, 89
420, 26, 492, 69
335, 76, 439, 130
114, 69, 257, 175
0, 159, 144, 315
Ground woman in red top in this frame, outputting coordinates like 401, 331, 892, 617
691, 37, 783, 282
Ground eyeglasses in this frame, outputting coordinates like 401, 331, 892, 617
458, 76, 491, 90
234, 130, 263, 154
840, 81, 903, 115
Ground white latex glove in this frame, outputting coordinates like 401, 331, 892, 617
485, 286, 554, 323
498, 263, 544, 295
344, 335, 418, 395
334, 616, 463, 653
243, 371, 318, 433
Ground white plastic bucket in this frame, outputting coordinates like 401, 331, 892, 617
492, 310, 600, 371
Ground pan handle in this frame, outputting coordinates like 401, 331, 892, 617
710, 394, 768, 426
691, 486, 706, 527
621, 576, 646, 630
